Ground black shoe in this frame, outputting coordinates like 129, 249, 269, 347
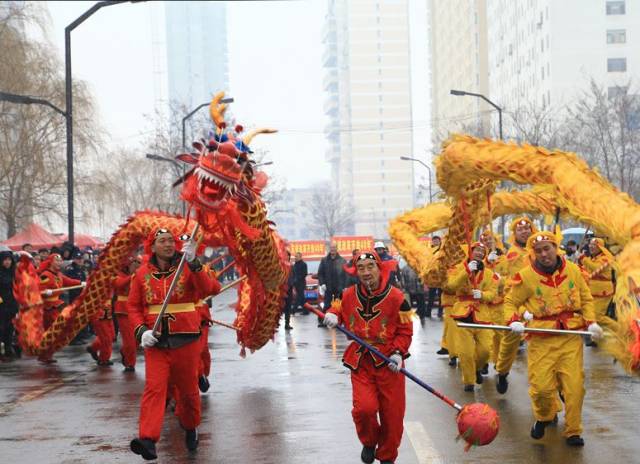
480, 363, 489, 375
436, 348, 449, 355
360, 445, 375, 464
448, 357, 457, 367
380, 461, 394, 464
475, 370, 484, 385
530, 420, 550, 440
496, 373, 509, 394
198, 375, 210, 393
38, 356, 57, 364
284, 325, 292, 331
464, 384, 474, 392
185, 429, 199, 451
86, 346, 99, 361
97, 360, 113, 366
130, 438, 157, 460
123, 366, 135, 372
566, 435, 584, 447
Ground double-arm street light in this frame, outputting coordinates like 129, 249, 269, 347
400, 156, 432, 202
64, 1, 146, 243
450, 89, 503, 140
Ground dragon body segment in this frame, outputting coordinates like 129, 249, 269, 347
389, 134, 640, 374
15, 92, 289, 356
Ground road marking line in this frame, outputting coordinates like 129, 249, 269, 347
0, 372, 84, 416
404, 420, 443, 464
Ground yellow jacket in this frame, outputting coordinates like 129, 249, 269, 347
503, 243, 529, 279
580, 253, 615, 299
446, 262, 499, 324
504, 257, 596, 333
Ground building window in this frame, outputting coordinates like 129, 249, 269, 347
608, 86, 628, 98
607, 29, 626, 44
607, 57, 627, 72
606, 1, 625, 15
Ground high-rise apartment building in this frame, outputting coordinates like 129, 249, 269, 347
488, 0, 639, 117
429, 0, 489, 141
323, 0, 416, 237
164, 2, 229, 114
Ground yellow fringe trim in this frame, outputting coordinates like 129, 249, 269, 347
399, 309, 417, 324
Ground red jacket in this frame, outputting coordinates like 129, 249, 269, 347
127, 254, 220, 343
39, 269, 81, 310
113, 271, 132, 315
329, 281, 413, 370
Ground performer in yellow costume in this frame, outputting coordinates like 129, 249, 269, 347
479, 230, 507, 365
446, 242, 499, 392
579, 238, 617, 334
495, 217, 537, 394
503, 231, 602, 446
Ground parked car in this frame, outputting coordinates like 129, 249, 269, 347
303, 259, 324, 306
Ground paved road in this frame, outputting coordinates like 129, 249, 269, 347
1, 290, 639, 463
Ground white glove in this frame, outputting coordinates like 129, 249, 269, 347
509, 321, 525, 334
182, 240, 197, 262
588, 323, 604, 341
523, 310, 534, 321
472, 289, 482, 300
15, 250, 32, 259
323, 312, 338, 328
43, 289, 53, 296
141, 330, 158, 348
319, 284, 326, 297
488, 251, 498, 263
80, 281, 87, 287
388, 353, 403, 373
467, 260, 478, 272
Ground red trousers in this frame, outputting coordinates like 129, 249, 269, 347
198, 326, 211, 377
139, 340, 201, 441
351, 356, 406, 463
115, 313, 137, 367
90, 318, 115, 363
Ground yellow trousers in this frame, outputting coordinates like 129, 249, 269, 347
441, 307, 458, 357
593, 296, 618, 332
495, 331, 521, 375
528, 335, 584, 437
451, 324, 492, 385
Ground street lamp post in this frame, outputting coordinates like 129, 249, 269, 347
181, 97, 234, 150
0, 91, 66, 117
450, 89, 503, 140
400, 156, 433, 202
145, 153, 184, 215
65, 0, 145, 244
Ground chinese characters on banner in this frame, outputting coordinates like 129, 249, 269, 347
331, 236, 374, 258
288, 240, 326, 259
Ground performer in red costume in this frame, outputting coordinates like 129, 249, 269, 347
87, 299, 115, 366
324, 251, 413, 464
128, 228, 220, 461
113, 256, 141, 371
38, 253, 83, 363
196, 298, 213, 392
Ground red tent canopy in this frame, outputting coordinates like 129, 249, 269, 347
1, 223, 63, 251
59, 233, 104, 248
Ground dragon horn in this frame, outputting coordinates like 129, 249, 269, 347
243, 128, 278, 146
210, 91, 228, 128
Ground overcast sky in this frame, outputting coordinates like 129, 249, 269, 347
46, 0, 330, 189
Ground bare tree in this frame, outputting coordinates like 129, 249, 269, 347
506, 101, 568, 148
0, 5, 98, 238
566, 79, 640, 197
305, 186, 353, 240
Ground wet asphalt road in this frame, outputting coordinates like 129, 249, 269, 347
1, 290, 640, 464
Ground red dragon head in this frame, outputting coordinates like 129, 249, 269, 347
174, 92, 276, 212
